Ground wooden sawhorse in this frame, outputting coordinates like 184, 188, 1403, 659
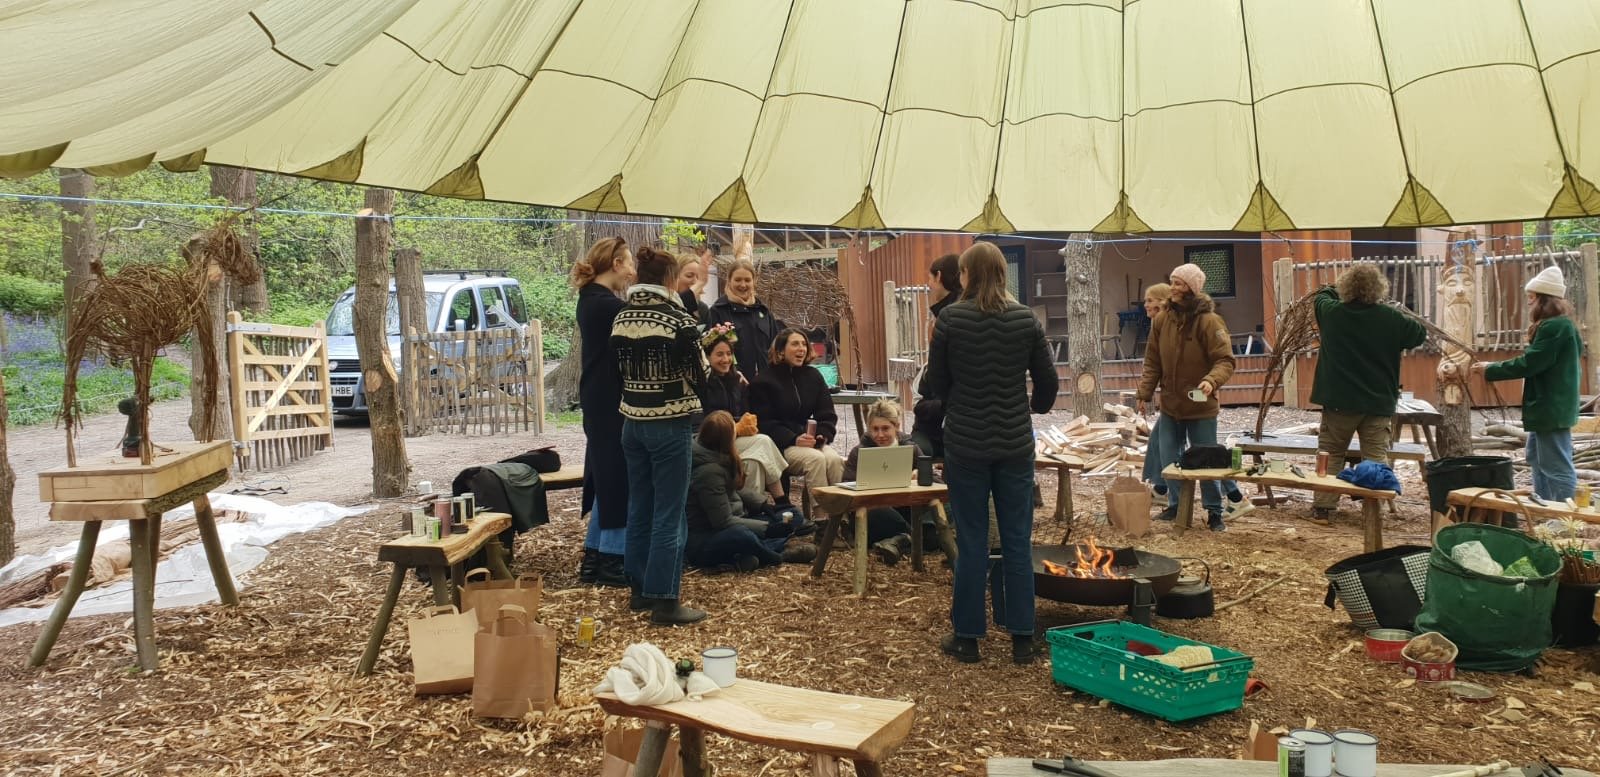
597, 678, 915, 777
31, 441, 238, 672
1162, 465, 1398, 551
357, 512, 512, 676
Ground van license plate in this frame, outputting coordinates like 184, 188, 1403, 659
332, 385, 355, 397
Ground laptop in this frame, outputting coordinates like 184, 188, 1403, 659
838, 446, 915, 491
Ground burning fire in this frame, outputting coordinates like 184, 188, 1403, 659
1043, 536, 1121, 579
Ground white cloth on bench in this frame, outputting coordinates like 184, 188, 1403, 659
595, 642, 720, 705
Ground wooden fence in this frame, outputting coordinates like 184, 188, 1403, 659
226, 311, 334, 471
404, 322, 544, 437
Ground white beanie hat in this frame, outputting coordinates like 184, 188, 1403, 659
1526, 265, 1566, 297
1170, 263, 1207, 293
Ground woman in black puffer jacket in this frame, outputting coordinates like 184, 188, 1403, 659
750, 328, 844, 488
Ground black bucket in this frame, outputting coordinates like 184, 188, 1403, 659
1552, 582, 1600, 647
1324, 545, 1432, 631
1425, 456, 1514, 517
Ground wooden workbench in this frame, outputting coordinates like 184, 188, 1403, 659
31, 441, 238, 672
809, 482, 954, 594
1162, 465, 1398, 551
988, 758, 1594, 776
1035, 453, 1085, 523
1445, 487, 1600, 527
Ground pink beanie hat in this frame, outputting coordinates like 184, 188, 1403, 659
1170, 263, 1206, 293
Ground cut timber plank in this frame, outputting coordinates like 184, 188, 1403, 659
39, 441, 232, 503
542, 466, 583, 491
810, 483, 949, 515
379, 513, 511, 568
596, 679, 915, 764
50, 470, 229, 522
1238, 432, 1427, 463
1447, 487, 1600, 526
1161, 466, 1397, 501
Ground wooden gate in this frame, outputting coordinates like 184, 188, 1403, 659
405, 321, 545, 436
226, 311, 334, 471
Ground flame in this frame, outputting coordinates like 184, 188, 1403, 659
1043, 536, 1123, 579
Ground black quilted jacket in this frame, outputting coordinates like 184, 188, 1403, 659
921, 300, 1057, 460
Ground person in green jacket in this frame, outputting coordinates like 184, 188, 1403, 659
1309, 263, 1427, 520
1474, 266, 1583, 500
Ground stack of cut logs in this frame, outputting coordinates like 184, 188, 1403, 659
1035, 404, 1151, 476
1478, 418, 1600, 480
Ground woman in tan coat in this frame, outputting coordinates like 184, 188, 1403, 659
1135, 263, 1236, 530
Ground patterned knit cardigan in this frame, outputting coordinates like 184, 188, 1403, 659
610, 284, 706, 421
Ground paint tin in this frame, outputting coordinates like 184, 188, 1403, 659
462, 491, 476, 519
425, 517, 442, 542
433, 497, 452, 522
577, 616, 595, 647
1287, 729, 1334, 777
1576, 484, 1591, 509
409, 507, 427, 537
1316, 451, 1330, 477
1277, 737, 1305, 777
1230, 447, 1242, 470
1331, 729, 1378, 777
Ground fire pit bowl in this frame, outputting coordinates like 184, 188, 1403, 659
1033, 544, 1182, 606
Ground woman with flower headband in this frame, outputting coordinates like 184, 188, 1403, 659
697, 323, 791, 507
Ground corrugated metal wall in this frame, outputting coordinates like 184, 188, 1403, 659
840, 234, 973, 385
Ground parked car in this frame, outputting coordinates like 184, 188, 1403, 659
325, 270, 528, 415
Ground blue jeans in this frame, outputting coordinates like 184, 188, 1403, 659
622, 417, 694, 600
584, 504, 627, 555
1527, 429, 1577, 501
945, 449, 1036, 638
686, 526, 786, 568
1159, 416, 1224, 515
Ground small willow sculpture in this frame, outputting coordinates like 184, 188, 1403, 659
753, 261, 863, 386
59, 221, 258, 466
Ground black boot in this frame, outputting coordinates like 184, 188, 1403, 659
940, 634, 980, 663
629, 585, 650, 612
650, 599, 708, 626
1012, 634, 1044, 665
578, 548, 600, 584
594, 553, 628, 588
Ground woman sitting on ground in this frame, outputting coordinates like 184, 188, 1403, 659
697, 324, 791, 507
751, 328, 846, 489
687, 412, 817, 571
840, 398, 923, 566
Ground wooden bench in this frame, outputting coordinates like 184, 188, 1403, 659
1443, 487, 1600, 529
989, 759, 1596, 777
1035, 453, 1085, 522
357, 512, 512, 676
596, 679, 915, 777
542, 465, 583, 492
808, 482, 954, 595
31, 441, 238, 672
1162, 465, 1398, 551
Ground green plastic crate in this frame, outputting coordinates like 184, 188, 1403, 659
1046, 620, 1254, 722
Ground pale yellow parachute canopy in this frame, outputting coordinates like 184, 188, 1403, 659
2, 0, 1598, 232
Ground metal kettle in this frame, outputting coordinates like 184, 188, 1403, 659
1155, 558, 1214, 619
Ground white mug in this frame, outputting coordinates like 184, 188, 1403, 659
702, 646, 737, 687
1187, 388, 1208, 402
416, 480, 434, 495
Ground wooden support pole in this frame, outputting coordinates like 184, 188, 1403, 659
632, 722, 672, 777
1363, 497, 1383, 552
679, 725, 711, 777
1581, 243, 1599, 394
192, 493, 238, 606
853, 507, 870, 597
1175, 480, 1196, 534
354, 189, 409, 496
29, 521, 101, 667
1272, 259, 1300, 408
1063, 237, 1103, 417
357, 565, 407, 676
128, 517, 159, 671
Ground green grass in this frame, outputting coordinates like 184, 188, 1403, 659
4, 354, 189, 426
548, 409, 583, 427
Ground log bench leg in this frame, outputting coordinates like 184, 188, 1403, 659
429, 564, 452, 607
679, 724, 712, 777
29, 521, 102, 667
128, 516, 159, 672
910, 506, 925, 573
487, 539, 513, 580
358, 564, 408, 676
193, 493, 239, 606
931, 502, 957, 563
1175, 480, 1197, 534
810, 511, 842, 578
853, 508, 870, 597
1363, 498, 1383, 552
851, 759, 884, 777
633, 721, 672, 777
811, 755, 840, 777
1055, 468, 1074, 524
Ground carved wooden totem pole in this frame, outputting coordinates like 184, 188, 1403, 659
1435, 262, 1477, 459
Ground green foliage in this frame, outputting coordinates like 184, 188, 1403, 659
0, 274, 64, 315
1528, 219, 1600, 250
3, 356, 188, 426
662, 219, 706, 252
266, 301, 329, 328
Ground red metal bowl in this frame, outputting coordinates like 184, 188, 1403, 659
1402, 656, 1456, 683
1364, 629, 1414, 663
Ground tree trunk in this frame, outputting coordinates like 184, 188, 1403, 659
0, 370, 15, 566
210, 167, 267, 315
393, 247, 425, 435
1063, 234, 1101, 419
187, 258, 232, 443
59, 169, 96, 317
1438, 401, 1473, 459
355, 189, 409, 497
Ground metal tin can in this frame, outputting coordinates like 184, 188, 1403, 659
409, 507, 427, 537
462, 491, 476, 519
451, 496, 468, 528
1576, 484, 1591, 509
577, 616, 595, 647
1316, 451, 1330, 477
1230, 447, 1242, 470
1278, 737, 1306, 777
425, 517, 442, 541
433, 497, 452, 522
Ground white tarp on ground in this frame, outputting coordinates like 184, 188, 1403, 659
2, 1, 1598, 231
0, 494, 369, 628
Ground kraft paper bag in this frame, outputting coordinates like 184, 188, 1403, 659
460, 568, 543, 629
406, 605, 478, 695
472, 604, 559, 719
1105, 475, 1152, 537
599, 726, 682, 777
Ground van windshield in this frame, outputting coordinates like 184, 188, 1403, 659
326, 292, 444, 336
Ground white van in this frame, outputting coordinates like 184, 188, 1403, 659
325, 270, 528, 415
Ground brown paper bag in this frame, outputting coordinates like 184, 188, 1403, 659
460, 569, 543, 629
472, 604, 559, 719
406, 605, 478, 695
1104, 475, 1152, 537
599, 726, 682, 777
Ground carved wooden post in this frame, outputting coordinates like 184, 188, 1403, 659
1062, 236, 1101, 418
394, 246, 425, 436
1581, 242, 1599, 395
1435, 257, 1477, 460
355, 189, 409, 497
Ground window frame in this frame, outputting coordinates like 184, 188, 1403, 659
1182, 243, 1237, 299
